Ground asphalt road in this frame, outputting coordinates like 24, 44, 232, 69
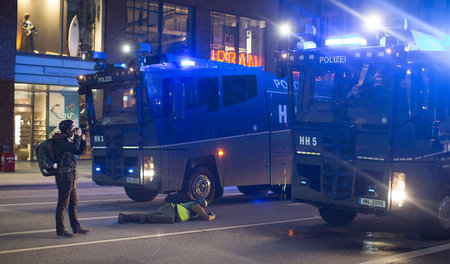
1, 183, 450, 264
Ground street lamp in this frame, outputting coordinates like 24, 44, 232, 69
122, 44, 131, 53
364, 13, 383, 32
279, 23, 292, 37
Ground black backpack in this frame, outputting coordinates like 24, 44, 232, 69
164, 192, 195, 204
36, 139, 57, 176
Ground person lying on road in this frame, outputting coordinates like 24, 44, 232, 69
117, 198, 215, 224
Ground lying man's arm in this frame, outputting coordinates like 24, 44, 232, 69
190, 204, 215, 221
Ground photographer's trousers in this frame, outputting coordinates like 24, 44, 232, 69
55, 171, 81, 233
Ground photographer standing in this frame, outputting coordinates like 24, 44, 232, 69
52, 120, 89, 237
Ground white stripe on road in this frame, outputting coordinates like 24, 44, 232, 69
0, 229, 55, 237
0, 192, 252, 206
0, 191, 242, 200
0, 192, 127, 199
80, 215, 118, 221
0, 216, 117, 237
0, 216, 320, 255
0, 199, 131, 207
359, 242, 450, 264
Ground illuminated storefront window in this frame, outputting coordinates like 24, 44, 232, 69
126, 0, 159, 49
211, 12, 266, 68
126, 0, 194, 55
17, 0, 104, 57
14, 84, 91, 161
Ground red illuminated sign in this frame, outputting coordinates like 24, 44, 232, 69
210, 50, 260, 67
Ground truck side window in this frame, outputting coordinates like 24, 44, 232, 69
436, 72, 450, 122
198, 77, 219, 111
162, 78, 173, 117
183, 78, 196, 110
222, 75, 257, 107
435, 70, 450, 138
410, 67, 433, 139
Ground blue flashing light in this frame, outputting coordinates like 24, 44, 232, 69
82, 51, 107, 61
300, 180, 308, 185
139, 43, 152, 53
410, 29, 447, 51
114, 63, 127, 69
325, 36, 367, 47
180, 58, 196, 68
92, 51, 107, 61
302, 41, 317, 50
128, 168, 134, 174
368, 188, 376, 193
253, 199, 267, 204
95, 167, 101, 172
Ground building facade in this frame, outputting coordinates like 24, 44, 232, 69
0, 0, 279, 161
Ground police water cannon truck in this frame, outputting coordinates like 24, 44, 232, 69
78, 45, 292, 204
277, 20, 450, 239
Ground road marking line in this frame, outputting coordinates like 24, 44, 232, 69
0, 229, 55, 237
0, 216, 320, 254
0, 216, 118, 237
0, 193, 239, 200
0, 199, 131, 207
0, 192, 128, 199
0, 192, 246, 200
81, 215, 118, 221
0, 193, 243, 206
359, 242, 450, 264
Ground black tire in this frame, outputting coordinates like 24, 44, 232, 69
419, 188, 450, 240
124, 185, 158, 202
319, 207, 357, 225
237, 185, 270, 196
184, 166, 216, 204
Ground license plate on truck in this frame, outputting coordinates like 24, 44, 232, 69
126, 177, 139, 184
358, 197, 386, 208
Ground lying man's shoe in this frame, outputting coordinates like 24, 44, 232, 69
73, 228, 90, 234
118, 213, 125, 224
57, 229, 74, 237
139, 215, 147, 224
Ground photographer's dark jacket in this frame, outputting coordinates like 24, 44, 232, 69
51, 133, 86, 174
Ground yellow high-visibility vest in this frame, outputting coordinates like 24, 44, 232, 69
172, 203, 191, 221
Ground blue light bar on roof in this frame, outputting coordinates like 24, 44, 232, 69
325, 36, 367, 47
114, 63, 127, 69
139, 43, 152, 53
82, 51, 107, 61
302, 41, 317, 50
180, 58, 196, 68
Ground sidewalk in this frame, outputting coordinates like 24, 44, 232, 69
0, 160, 93, 186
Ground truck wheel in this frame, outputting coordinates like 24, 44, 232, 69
184, 166, 216, 204
237, 185, 270, 196
419, 188, 450, 240
319, 207, 357, 225
124, 185, 158, 202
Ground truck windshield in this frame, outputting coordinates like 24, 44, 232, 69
294, 63, 394, 127
92, 80, 138, 125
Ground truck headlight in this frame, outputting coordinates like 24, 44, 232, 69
391, 172, 406, 208
143, 156, 155, 181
